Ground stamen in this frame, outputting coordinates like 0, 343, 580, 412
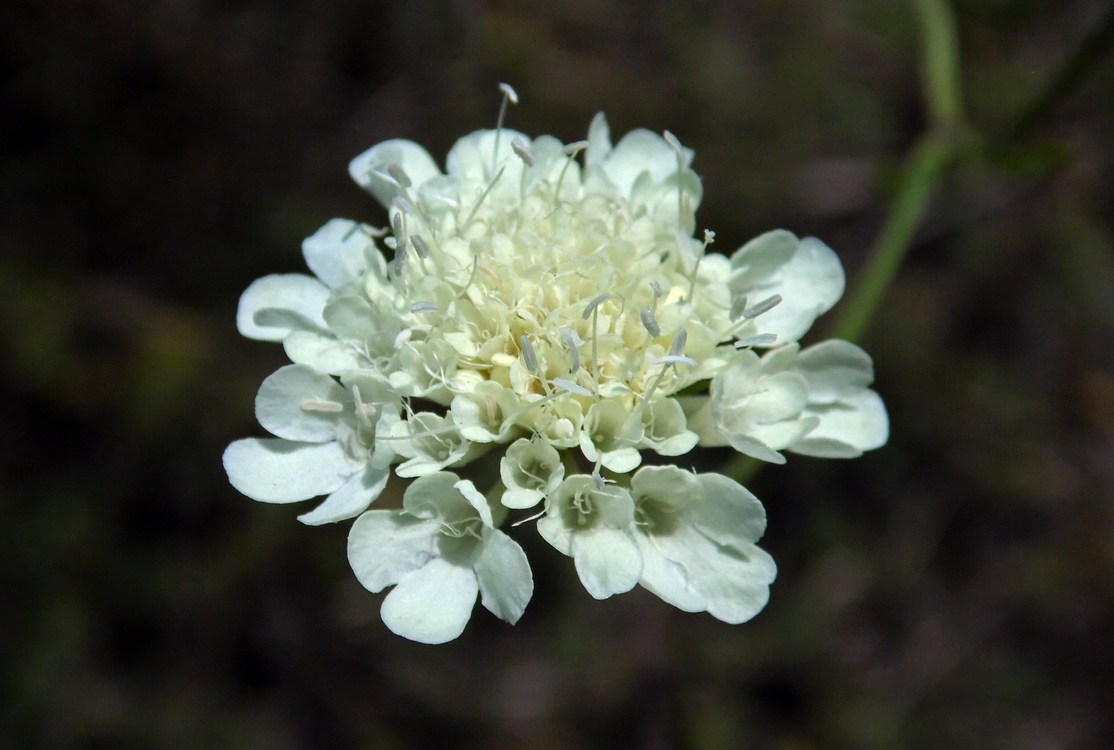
563, 140, 588, 157
511, 137, 535, 167
653, 353, 697, 366
664, 130, 686, 231
463, 165, 505, 228
350, 384, 378, 428
390, 212, 408, 260
492, 82, 519, 177
552, 377, 591, 397
300, 398, 344, 413
409, 301, 438, 314
581, 293, 613, 320
393, 329, 412, 350
512, 507, 548, 527
560, 326, 582, 372
686, 229, 715, 302
520, 335, 540, 373
498, 81, 519, 105
392, 246, 407, 277
668, 327, 688, 358
639, 306, 661, 337
409, 234, 430, 259
734, 333, 778, 349
743, 294, 782, 319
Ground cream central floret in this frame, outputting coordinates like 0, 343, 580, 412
352, 117, 777, 469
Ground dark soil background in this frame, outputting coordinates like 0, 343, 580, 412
3, 1, 1113, 748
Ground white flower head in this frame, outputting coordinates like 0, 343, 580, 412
226, 90, 889, 641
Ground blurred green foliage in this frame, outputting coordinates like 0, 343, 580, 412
2, 0, 1113, 748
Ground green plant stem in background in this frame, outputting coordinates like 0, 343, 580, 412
831, 0, 966, 345
728, 0, 966, 482
830, 130, 958, 343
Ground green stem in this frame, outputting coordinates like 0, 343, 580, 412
831, 130, 956, 343
830, 0, 965, 344
914, 0, 964, 129
726, 0, 967, 481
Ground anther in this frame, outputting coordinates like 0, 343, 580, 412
492, 83, 519, 177
552, 377, 591, 397
498, 82, 519, 104
393, 329, 413, 350
392, 245, 407, 277
639, 306, 661, 337
581, 293, 613, 320
668, 327, 688, 358
511, 137, 535, 167
409, 234, 430, 259
300, 398, 344, 413
663, 130, 683, 155
743, 294, 783, 319
350, 385, 378, 428
563, 140, 588, 157
653, 353, 697, 366
560, 326, 582, 372
520, 335, 540, 373
409, 301, 438, 314
734, 333, 778, 348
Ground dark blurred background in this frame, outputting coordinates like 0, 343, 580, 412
3, 1, 1113, 748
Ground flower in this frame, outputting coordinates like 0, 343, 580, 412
225, 90, 888, 642
223, 364, 398, 525
629, 466, 776, 623
347, 472, 532, 644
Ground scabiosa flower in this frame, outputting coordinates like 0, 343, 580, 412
224, 86, 888, 642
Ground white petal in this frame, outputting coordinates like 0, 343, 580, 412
454, 478, 494, 528
348, 139, 442, 208
748, 236, 845, 342
692, 473, 767, 549
585, 112, 612, 167
749, 414, 820, 451
796, 339, 875, 403
728, 230, 799, 288
446, 128, 529, 184
301, 219, 372, 288
380, 558, 479, 644
791, 389, 889, 457
572, 527, 642, 599
536, 515, 572, 555
236, 274, 329, 341
255, 364, 347, 442
600, 446, 642, 474
283, 330, 364, 373
474, 528, 533, 624
223, 438, 349, 503
348, 511, 439, 592
298, 465, 390, 525
601, 129, 690, 195
713, 368, 809, 432
636, 534, 706, 612
722, 433, 786, 464
695, 541, 777, 624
